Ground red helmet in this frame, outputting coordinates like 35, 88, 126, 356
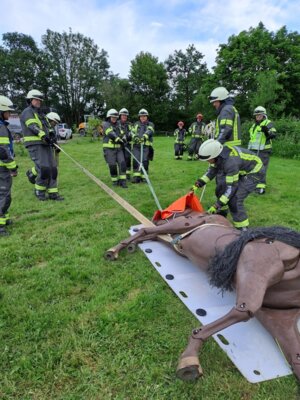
177, 121, 184, 126
196, 113, 203, 120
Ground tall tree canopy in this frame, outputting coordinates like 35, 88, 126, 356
129, 52, 169, 126
42, 29, 110, 124
165, 44, 208, 114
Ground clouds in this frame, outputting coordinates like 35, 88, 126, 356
1, 0, 299, 78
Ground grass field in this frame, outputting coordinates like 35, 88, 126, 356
1, 136, 300, 400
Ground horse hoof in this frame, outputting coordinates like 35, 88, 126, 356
127, 243, 137, 253
176, 357, 203, 381
104, 251, 118, 261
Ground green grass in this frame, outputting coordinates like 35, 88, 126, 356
1, 136, 300, 399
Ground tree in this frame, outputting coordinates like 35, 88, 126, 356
129, 52, 169, 127
42, 29, 110, 125
0, 32, 49, 110
165, 44, 208, 113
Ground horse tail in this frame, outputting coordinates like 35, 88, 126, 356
208, 226, 300, 293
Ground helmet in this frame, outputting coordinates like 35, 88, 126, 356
209, 87, 229, 103
26, 89, 44, 101
106, 108, 119, 118
138, 108, 149, 116
119, 108, 129, 116
198, 139, 223, 161
253, 106, 267, 116
177, 121, 184, 126
196, 113, 203, 120
0, 95, 15, 112
46, 112, 61, 123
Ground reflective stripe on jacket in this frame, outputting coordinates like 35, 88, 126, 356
215, 100, 241, 147
0, 121, 17, 169
102, 121, 123, 148
20, 105, 49, 147
131, 121, 154, 146
188, 122, 205, 138
174, 128, 186, 143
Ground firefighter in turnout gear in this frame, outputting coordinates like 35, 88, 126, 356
20, 90, 64, 201
193, 139, 264, 230
209, 87, 241, 147
248, 106, 276, 194
118, 108, 132, 180
187, 113, 205, 160
0, 95, 18, 236
174, 121, 186, 159
102, 109, 127, 188
131, 109, 154, 183
25, 111, 61, 185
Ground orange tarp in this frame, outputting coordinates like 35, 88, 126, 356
152, 193, 204, 221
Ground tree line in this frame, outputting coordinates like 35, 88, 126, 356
1, 22, 300, 130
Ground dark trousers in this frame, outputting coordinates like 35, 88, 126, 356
103, 148, 126, 181
27, 144, 58, 191
188, 138, 202, 158
257, 150, 271, 189
0, 168, 12, 225
174, 143, 184, 157
132, 144, 149, 177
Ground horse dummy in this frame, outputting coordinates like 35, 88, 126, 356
106, 199, 300, 382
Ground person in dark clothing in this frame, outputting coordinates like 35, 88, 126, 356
174, 121, 186, 159
118, 108, 132, 180
20, 89, 64, 201
102, 109, 127, 188
131, 108, 154, 183
187, 113, 205, 160
248, 106, 276, 194
0, 95, 18, 236
192, 139, 264, 230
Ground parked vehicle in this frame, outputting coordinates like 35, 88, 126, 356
8, 114, 22, 141
56, 123, 73, 140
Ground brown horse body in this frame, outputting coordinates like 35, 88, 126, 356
107, 212, 300, 381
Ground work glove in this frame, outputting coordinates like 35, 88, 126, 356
133, 136, 141, 144
207, 205, 218, 214
143, 133, 149, 141
10, 166, 18, 177
261, 125, 269, 134
42, 135, 52, 145
194, 179, 205, 188
115, 137, 123, 144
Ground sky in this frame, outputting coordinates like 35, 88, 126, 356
1, 0, 299, 78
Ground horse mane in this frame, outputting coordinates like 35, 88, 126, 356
208, 226, 300, 293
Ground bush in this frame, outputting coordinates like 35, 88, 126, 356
241, 117, 300, 159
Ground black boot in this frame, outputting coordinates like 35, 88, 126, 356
35, 190, 47, 201
0, 225, 9, 236
48, 193, 64, 201
131, 176, 141, 184
26, 169, 36, 184
112, 181, 119, 186
119, 179, 128, 188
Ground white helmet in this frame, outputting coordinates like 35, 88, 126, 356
138, 108, 149, 116
253, 106, 267, 116
198, 139, 223, 161
119, 108, 129, 116
0, 95, 15, 112
26, 89, 44, 101
106, 108, 119, 118
209, 87, 229, 103
46, 112, 61, 123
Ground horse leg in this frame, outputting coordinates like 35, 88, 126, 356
256, 307, 300, 381
177, 246, 285, 381
105, 217, 207, 260
176, 306, 251, 380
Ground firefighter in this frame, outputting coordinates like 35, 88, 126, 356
192, 139, 264, 230
20, 90, 64, 201
187, 113, 205, 160
131, 109, 154, 183
248, 106, 276, 194
208, 87, 242, 216
174, 121, 186, 160
209, 87, 242, 147
0, 95, 18, 236
26, 111, 61, 185
102, 109, 127, 188
118, 108, 132, 180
